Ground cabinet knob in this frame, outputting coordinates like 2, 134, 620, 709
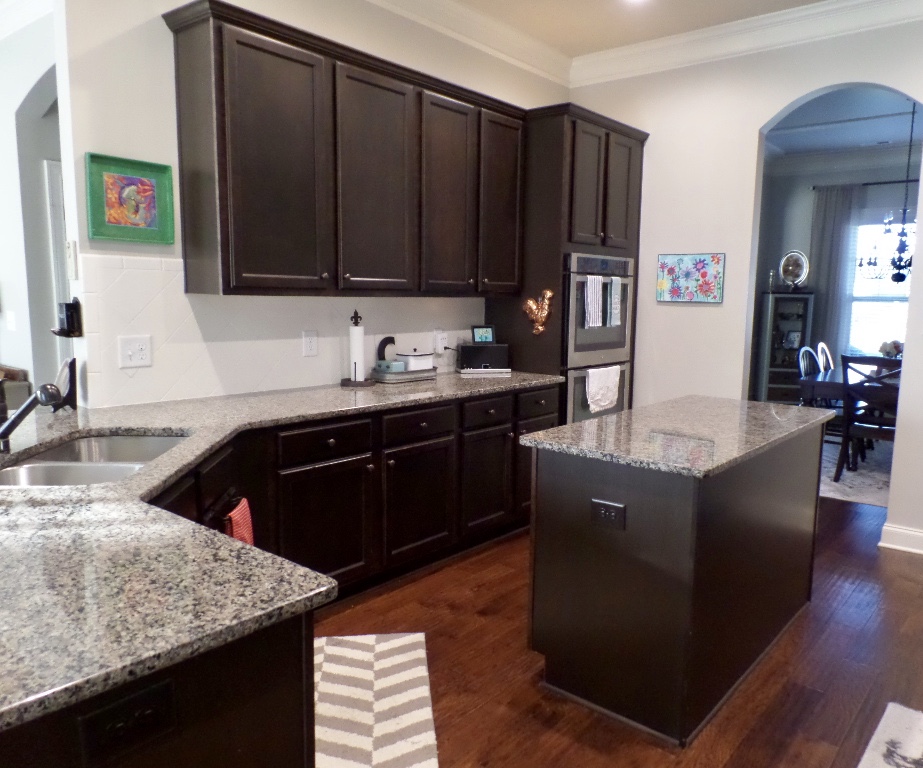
387, 459, 396, 468
366, 463, 375, 473
468, 278, 475, 285
538, 399, 546, 406
482, 278, 489, 284
321, 272, 329, 279
508, 432, 515, 438
344, 273, 351, 279
420, 422, 428, 429
487, 408, 496, 415
327, 438, 336, 447
599, 232, 605, 238
520, 428, 527, 434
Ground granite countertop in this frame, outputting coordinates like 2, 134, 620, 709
0, 371, 562, 733
520, 395, 833, 478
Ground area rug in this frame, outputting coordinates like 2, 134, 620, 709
818, 440, 892, 508
858, 702, 923, 767
314, 633, 439, 767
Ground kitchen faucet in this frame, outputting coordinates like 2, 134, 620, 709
0, 383, 64, 450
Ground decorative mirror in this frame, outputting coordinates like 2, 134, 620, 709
779, 250, 809, 290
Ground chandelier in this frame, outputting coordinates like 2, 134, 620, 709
857, 102, 917, 282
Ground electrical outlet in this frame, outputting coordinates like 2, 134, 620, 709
118, 335, 152, 369
302, 330, 318, 357
434, 329, 449, 353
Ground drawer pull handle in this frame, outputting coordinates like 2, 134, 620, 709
487, 408, 496, 415
366, 463, 375, 473
327, 438, 336, 447
321, 272, 329, 279
387, 459, 396, 468
420, 422, 428, 428
538, 399, 546, 406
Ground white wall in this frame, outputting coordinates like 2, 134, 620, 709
0, 16, 55, 377
57, 0, 567, 407
571, 22, 923, 549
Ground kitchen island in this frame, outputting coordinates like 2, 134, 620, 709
0, 371, 561, 765
522, 396, 833, 744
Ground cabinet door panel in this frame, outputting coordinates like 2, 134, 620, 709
461, 424, 514, 536
336, 63, 419, 290
278, 454, 378, 585
515, 413, 558, 523
478, 110, 522, 293
224, 26, 334, 290
421, 92, 478, 293
603, 132, 642, 251
384, 436, 457, 567
569, 119, 606, 247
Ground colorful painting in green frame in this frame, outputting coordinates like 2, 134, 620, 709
656, 253, 725, 303
85, 153, 174, 244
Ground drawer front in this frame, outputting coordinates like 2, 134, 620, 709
517, 387, 559, 420
383, 405, 457, 447
278, 419, 372, 467
463, 395, 513, 430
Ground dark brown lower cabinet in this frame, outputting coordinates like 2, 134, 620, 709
0, 614, 313, 768
460, 423, 514, 538
515, 413, 558, 524
278, 453, 379, 587
383, 435, 457, 568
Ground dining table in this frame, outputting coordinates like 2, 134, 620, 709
799, 357, 901, 404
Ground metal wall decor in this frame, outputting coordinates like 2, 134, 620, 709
523, 290, 553, 334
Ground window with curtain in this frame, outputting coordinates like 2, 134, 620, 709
848, 222, 914, 353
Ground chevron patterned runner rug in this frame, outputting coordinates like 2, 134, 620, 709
314, 633, 439, 767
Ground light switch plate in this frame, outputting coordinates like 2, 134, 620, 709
118, 335, 152, 368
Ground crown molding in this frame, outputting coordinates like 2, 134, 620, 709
570, 0, 923, 88
361, 0, 571, 86
0, 0, 52, 42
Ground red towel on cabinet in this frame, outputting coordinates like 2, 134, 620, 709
224, 497, 254, 545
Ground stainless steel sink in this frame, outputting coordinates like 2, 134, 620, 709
28, 435, 185, 463
0, 462, 145, 486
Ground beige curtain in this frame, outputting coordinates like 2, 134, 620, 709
810, 185, 858, 363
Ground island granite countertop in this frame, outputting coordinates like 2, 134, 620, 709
520, 395, 833, 478
0, 371, 562, 733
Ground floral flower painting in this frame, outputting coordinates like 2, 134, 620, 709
656, 253, 725, 303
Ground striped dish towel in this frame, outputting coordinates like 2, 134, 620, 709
585, 275, 603, 328
224, 497, 254, 545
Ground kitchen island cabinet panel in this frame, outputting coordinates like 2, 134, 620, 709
279, 453, 379, 586
384, 434, 458, 567
224, 26, 335, 292
421, 92, 479, 293
336, 63, 419, 291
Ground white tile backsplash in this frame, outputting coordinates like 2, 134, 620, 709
78, 253, 483, 407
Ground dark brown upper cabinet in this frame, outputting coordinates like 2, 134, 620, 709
420, 92, 479, 293
164, 1, 525, 296
478, 110, 523, 294
336, 64, 420, 291
168, 19, 335, 294
569, 117, 643, 252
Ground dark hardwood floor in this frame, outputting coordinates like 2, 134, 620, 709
315, 498, 923, 767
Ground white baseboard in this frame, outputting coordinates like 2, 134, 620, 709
879, 523, 923, 555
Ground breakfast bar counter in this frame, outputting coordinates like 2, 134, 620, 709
521, 396, 833, 744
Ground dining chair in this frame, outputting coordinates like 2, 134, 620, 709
833, 354, 900, 482
798, 346, 822, 378
816, 341, 834, 372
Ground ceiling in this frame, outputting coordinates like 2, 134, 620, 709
447, 0, 828, 57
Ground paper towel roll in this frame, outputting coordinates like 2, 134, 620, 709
349, 324, 365, 382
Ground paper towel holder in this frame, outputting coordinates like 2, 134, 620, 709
341, 308, 375, 388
